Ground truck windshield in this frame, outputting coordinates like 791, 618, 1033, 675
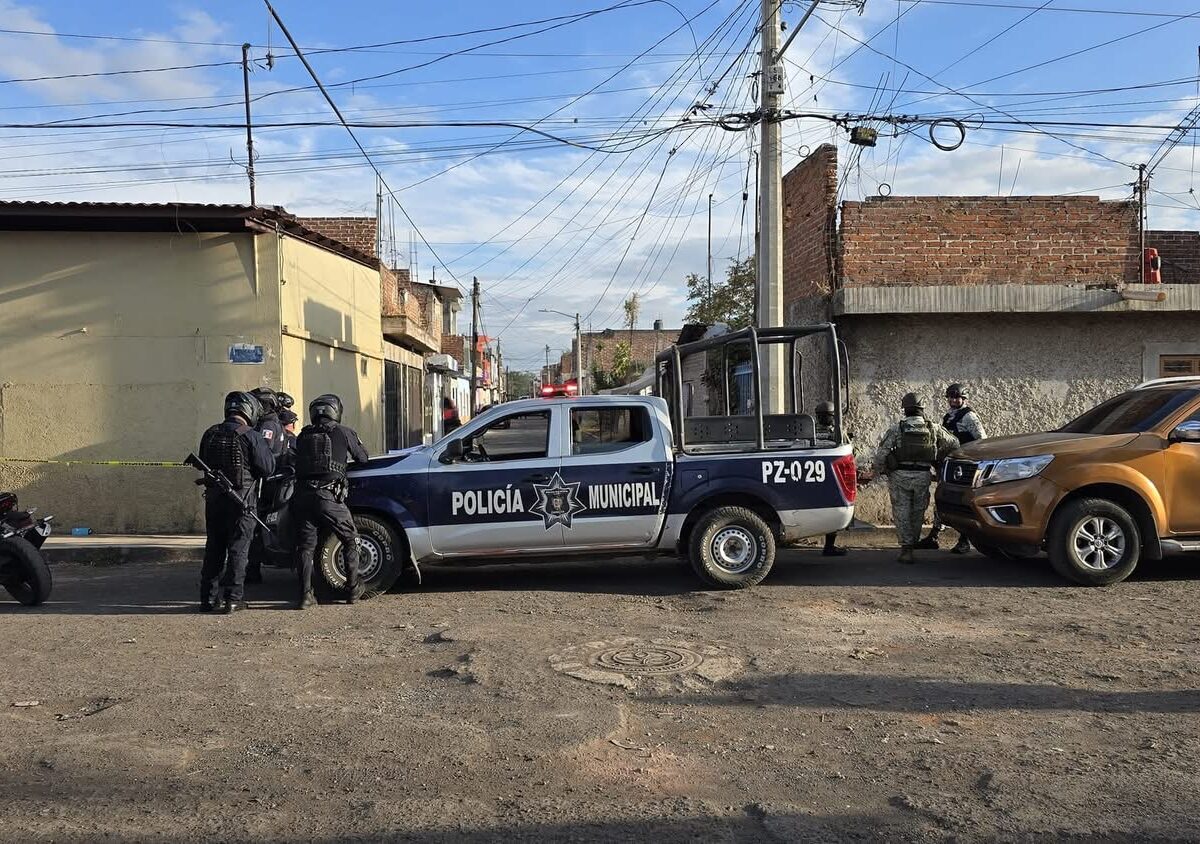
1058, 388, 1199, 435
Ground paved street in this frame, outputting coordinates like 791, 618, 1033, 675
3, 547, 1199, 842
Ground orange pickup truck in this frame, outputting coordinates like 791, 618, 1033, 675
935, 378, 1200, 585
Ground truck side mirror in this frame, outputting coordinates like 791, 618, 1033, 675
439, 438, 464, 464
1169, 421, 1200, 443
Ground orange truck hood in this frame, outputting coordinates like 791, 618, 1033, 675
958, 431, 1139, 461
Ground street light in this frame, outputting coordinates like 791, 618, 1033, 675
538, 308, 584, 395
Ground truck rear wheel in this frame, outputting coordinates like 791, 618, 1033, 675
688, 506, 775, 589
314, 514, 404, 601
1047, 498, 1140, 586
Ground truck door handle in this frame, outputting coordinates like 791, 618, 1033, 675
524, 473, 550, 483
631, 466, 659, 476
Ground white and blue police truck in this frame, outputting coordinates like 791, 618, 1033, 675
318, 325, 857, 593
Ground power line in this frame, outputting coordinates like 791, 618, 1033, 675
0, 58, 239, 85
894, 1, 1192, 18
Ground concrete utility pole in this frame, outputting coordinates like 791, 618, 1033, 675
241, 43, 256, 206
757, 0, 786, 413
470, 277, 480, 417
575, 312, 584, 395
707, 192, 714, 308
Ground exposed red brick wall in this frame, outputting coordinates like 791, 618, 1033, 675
1148, 230, 1200, 283
782, 144, 838, 309
441, 334, 466, 364
840, 196, 1139, 287
578, 328, 680, 374
297, 216, 378, 259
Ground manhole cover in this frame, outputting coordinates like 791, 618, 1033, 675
550, 637, 742, 690
589, 644, 704, 676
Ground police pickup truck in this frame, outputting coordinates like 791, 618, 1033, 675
317, 325, 857, 594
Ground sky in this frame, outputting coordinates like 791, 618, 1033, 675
1, 0, 1199, 371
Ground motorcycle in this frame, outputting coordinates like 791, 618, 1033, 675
0, 492, 53, 606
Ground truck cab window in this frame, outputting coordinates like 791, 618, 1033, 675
464, 411, 549, 462
570, 406, 651, 456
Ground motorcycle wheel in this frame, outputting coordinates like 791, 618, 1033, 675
0, 536, 52, 606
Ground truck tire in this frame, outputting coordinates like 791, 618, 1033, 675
0, 535, 52, 606
688, 506, 776, 589
1046, 498, 1140, 586
314, 514, 404, 602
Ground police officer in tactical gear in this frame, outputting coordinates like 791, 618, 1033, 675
814, 401, 847, 557
872, 393, 958, 564
291, 393, 369, 608
918, 383, 988, 554
246, 387, 287, 585
197, 391, 275, 612
279, 408, 299, 453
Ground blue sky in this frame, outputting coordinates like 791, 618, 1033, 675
2, 1, 1199, 369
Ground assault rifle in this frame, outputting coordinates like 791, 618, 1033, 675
184, 452, 273, 534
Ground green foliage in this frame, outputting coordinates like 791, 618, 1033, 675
506, 370, 537, 398
684, 255, 755, 329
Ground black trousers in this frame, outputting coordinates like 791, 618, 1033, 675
200, 493, 258, 604
291, 488, 359, 597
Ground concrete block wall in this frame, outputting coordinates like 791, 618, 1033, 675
840, 196, 1140, 287
1149, 230, 1200, 283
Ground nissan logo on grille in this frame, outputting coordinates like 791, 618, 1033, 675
952, 465, 965, 481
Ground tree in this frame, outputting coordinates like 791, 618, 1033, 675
622, 293, 640, 348
506, 370, 536, 399
684, 255, 755, 329
611, 340, 634, 382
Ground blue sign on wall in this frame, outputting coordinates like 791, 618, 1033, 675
229, 343, 265, 365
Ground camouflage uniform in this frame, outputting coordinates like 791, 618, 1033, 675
873, 415, 959, 553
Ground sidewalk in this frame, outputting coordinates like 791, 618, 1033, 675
43, 522, 906, 566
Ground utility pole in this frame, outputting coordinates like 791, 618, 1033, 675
470, 277, 480, 418
375, 176, 383, 261
757, 0, 785, 412
495, 338, 503, 402
1137, 162, 1147, 285
241, 43, 256, 206
544, 344, 550, 382
575, 312, 584, 395
707, 192, 714, 309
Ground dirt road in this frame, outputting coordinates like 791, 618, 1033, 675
3, 548, 1198, 842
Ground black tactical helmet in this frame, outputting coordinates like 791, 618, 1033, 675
224, 391, 262, 427
901, 392, 924, 414
279, 408, 298, 427
945, 383, 967, 399
249, 387, 279, 414
309, 393, 343, 425
815, 401, 836, 417
276, 391, 295, 410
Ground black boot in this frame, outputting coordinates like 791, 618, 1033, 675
915, 530, 940, 550
345, 579, 362, 605
221, 596, 248, 614
295, 591, 316, 610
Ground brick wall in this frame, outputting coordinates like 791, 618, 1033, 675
840, 196, 1140, 287
1149, 230, 1200, 283
782, 144, 838, 310
298, 216, 378, 259
441, 334, 466, 365
577, 327, 680, 374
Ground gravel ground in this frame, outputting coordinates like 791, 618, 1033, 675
2, 546, 1199, 843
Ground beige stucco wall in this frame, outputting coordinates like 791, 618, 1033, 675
841, 311, 1200, 526
0, 230, 281, 533
278, 234, 385, 453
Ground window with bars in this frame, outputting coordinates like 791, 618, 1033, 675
1159, 355, 1200, 377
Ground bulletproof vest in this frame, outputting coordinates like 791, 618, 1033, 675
295, 424, 347, 481
201, 424, 250, 489
944, 406, 977, 444
890, 416, 938, 467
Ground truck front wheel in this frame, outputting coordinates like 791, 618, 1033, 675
315, 514, 404, 601
1046, 497, 1140, 586
688, 506, 776, 589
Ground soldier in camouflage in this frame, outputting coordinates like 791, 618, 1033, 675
872, 393, 959, 564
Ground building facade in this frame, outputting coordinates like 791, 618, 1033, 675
0, 202, 386, 533
783, 145, 1200, 523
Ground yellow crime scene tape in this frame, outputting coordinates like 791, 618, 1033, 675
0, 457, 190, 468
